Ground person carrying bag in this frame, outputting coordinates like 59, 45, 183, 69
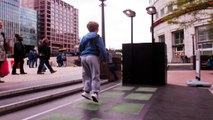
0, 20, 9, 83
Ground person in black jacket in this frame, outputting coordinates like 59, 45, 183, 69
12, 34, 27, 75
37, 38, 56, 74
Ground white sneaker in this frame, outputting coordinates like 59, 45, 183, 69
91, 93, 99, 103
82, 92, 91, 100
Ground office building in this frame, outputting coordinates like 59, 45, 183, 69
150, 0, 213, 63
20, 6, 37, 51
21, 0, 79, 54
0, 0, 20, 55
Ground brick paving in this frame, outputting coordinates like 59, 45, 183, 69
168, 70, 213, 94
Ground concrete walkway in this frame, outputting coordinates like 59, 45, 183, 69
0, 62, 213, 120
0, 62, 82, 92
1, 61, 213, 93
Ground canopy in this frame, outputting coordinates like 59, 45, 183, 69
59, 48, 67, 51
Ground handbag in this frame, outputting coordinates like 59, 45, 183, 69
10, 60, 20, 69
0, 58, 9, 77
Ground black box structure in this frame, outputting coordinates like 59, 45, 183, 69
122, 43, 167, 85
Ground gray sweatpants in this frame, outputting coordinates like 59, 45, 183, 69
81, 55, 100, 93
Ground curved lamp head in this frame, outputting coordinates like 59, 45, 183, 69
146, 6, 157, 15
123, 9, 136, 17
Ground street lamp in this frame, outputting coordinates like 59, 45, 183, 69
123, 9, 136, 81
191, 34, 196, 69
146, 6, 157, 43
123, 9, 136, 44
191, 34, 195, 56
99, 0, 106, 45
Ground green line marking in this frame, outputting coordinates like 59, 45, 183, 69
73, 101, 105, 111
41, 114, 81, 120
113, 86, 135, 91
125, 93, 153, 101
136, 87, 157, 92
108, 103, 144, 115
101, 91, 125, 98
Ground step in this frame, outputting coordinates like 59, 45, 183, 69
0, 80, 109, 115
0, 79, 82, 99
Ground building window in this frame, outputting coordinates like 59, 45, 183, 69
203, 43, 212, 48
160, 8, 164, 17
158, 35, 165, 42
155, 12, 159, 20
189, 0, 195, 3
197, 25, 213, 42
198, 43, 213, 54
167, 4, 173, 12
176, 46, 184, 52
172, 30, 184, 45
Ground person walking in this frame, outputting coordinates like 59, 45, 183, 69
79, 21, 107, 102
56, 52, 63, 67
108, 50, 118, 80
61, 52, 67, 67
0, 21, 7, 82
28, 50, 35, 68
37, 38, 56, 74
32, 49, 38, 68
12, 34, 27, 75
207, 56, 213, 70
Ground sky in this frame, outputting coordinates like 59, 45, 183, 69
63, 0, 152, 49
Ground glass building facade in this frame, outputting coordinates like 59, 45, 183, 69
21, 0, 79, 55
20, 6, 37, 47
0, 0, 20, 55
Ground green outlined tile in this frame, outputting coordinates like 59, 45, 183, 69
73, 101, 105, 111
125, 93, 153, 101
108, 103, 144, 115
135, 87, 157, 92
41, 114, 81, 120
113, 86, 135, 91
101, 91, 125, 98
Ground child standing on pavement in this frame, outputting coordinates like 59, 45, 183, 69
79, 21, 107, 102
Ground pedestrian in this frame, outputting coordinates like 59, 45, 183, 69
61, 52, 67, 67
28, 50, 35, 68
37, 38, 56, 74
79, 21, 107, 102
207, 56, 213, 70
56, 52, 63, 67
12, 34, 27, 75
0, 21, 7, 82
108, 50, 118, 80
33, 49, 38, 67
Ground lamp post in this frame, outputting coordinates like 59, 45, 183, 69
191, 34, 196, 69
99, 0, 106, 45
146, 6, 157, 43
191, 34, 195, 56
123, 9, 136, 44
146, 6, 157, 82
123, 9, 136, 81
